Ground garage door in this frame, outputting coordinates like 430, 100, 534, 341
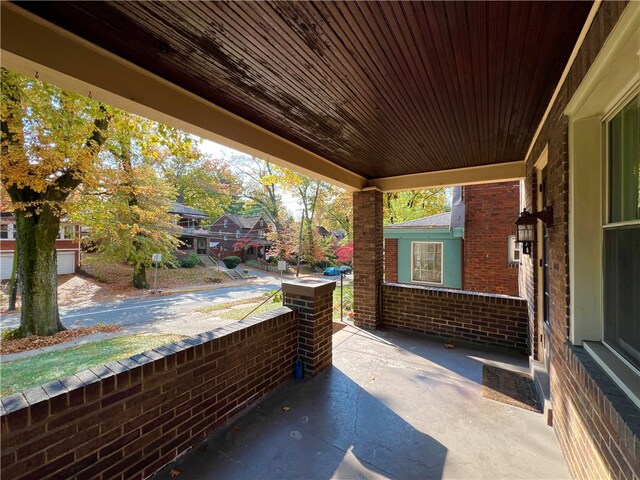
57, 252, 76, 275
0, 251, 75, 279
1, 253, 14, 280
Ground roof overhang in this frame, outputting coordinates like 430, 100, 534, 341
1, 2, 595, 191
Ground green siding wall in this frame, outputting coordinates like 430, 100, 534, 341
384, 228, 463, 288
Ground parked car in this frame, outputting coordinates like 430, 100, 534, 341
323, 266, 341, 276
339, 265, 352, 274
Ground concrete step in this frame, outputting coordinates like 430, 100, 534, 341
530, 358, 553, 426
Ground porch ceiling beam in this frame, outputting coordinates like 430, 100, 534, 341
368, 161, 526, 192
0, 3, 367, 192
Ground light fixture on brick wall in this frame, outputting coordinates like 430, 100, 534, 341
515, 207, 553, 255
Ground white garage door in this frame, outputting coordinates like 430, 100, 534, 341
0, 251, 75, 279
0, 253, 14, 280
57, 252, 76, 275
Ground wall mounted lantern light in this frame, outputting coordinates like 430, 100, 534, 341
515, 207, 554, 255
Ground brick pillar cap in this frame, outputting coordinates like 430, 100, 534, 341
282, 278, 336, 297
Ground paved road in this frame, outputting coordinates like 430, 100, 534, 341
0, 281, 282, 332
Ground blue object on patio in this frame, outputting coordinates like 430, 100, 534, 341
294, 357, 305, 380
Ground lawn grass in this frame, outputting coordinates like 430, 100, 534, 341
0, 334, 181, 397
215, 300, 283, 320
195, 295, 269, 314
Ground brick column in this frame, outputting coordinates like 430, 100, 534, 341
384, 238, 398, 283
282, 278, 336, 376
353, 187, 383, 329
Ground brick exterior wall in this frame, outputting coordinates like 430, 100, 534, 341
462, 182, 520, 296
384, 238, 398, 283
353, 188, 383, 329
382, 283, 528, 353
519, 2, 639, 479
0, 308, 304, 479
284, 289, 334, 376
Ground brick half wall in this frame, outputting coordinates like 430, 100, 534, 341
0, 309, 298, 480
382, 283, 528, 353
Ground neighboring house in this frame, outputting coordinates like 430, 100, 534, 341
0, 212, 80, 280
384, 182, 520, 295
168, 197, 214, 256
208, 214, 272, 261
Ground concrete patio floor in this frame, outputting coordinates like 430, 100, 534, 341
155, 324, 569, 480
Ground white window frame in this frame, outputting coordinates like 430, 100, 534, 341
507, 235, 520, 264
565, 2, 639, 407
0, 223, 15, 240
259, 220, 264, 227
224, 219, 228, 228
410, 241, 443, 285
224, 235, 228, 241
58, 224, 74, 240
259, 230, 265, 239
236, 230, 241, 238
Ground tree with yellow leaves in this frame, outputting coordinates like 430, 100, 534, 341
1, 68, 109, 335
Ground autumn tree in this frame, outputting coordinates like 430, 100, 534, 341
384, 188, 450, 225
0, 69, 109, 336
228, 154, 285, 229
73, 110, 180, 288
161, 138, 241, 221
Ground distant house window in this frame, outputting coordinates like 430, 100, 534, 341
0, 223, 14, 240
236, 230, 240, 238
58, 225, 74, 240
224, 219, 228, 228
259, 230, 265, 239
224, 235, 228, 241
508, 235, 521, 264
411, 242, 443, 284
260, 220, 264, 227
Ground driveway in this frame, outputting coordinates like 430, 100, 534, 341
0, 280, 282, 336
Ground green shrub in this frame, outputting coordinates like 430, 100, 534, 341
2, 327, 22, 341
222, 256, 242, 269
180, 253, 201, 268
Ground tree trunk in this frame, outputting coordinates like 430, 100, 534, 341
132, 263, 148, 289
15, 207, 65, 336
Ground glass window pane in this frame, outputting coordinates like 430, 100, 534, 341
412, 243, 442, 284
609, 94, 640, 223
603, 226, 640, 370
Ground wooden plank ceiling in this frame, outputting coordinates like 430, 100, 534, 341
16, 1, 592, 179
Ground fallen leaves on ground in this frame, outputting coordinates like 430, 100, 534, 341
445, 342, 455, 349
0, 324, 121, 355
282, 405, 291, 412
231, 425, 240, 432
169, 468, 181, 477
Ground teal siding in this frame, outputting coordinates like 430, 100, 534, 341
384, 227, 463, 288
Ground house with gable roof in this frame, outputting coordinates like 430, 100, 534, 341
208, 213, 272, 261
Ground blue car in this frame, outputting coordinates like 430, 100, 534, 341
339, 265, 352, 274
323, 267, 341, 276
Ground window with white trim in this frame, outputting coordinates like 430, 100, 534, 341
224, 235, 228, 241
259, 230, 265, 238
224, 219, 228, 228
58, 225, 74, 240
411, 242, 443, 284
566, 3, 640, 405
508, 235, 521, 264
236, 230, 241, 238
603, 93, 639, 370
0, 223, 15, 240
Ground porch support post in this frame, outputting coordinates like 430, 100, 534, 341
353, 187, 384, 329
282, 279, 336, 376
